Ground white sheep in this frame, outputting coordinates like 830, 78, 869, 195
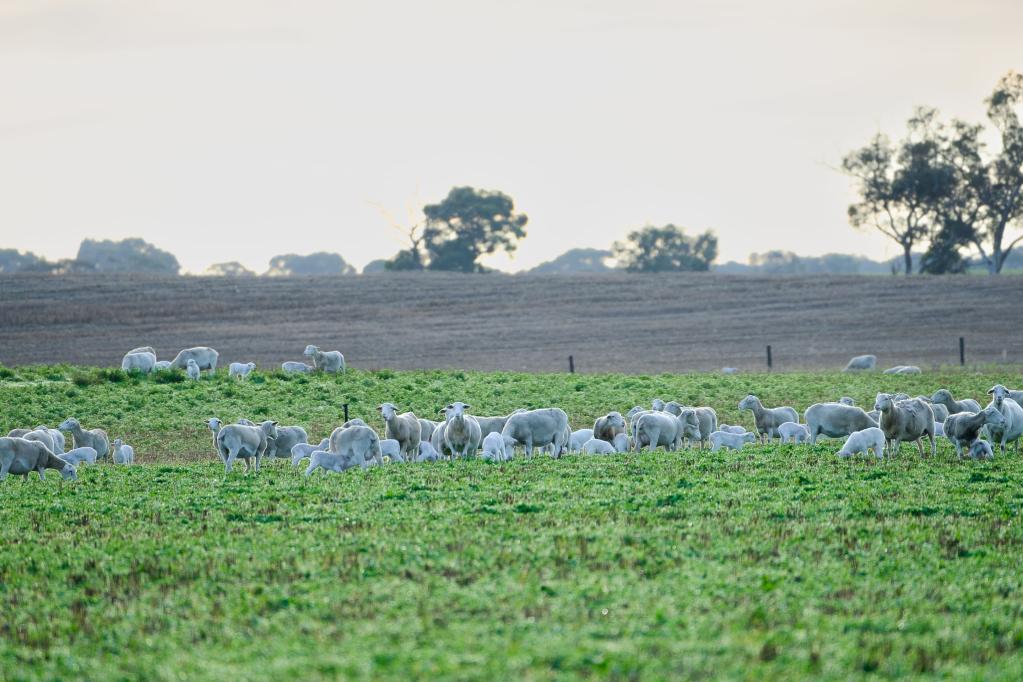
568, 428, 594, 453
804, 403, 879, 445
59, 446, 97, 467
415, 440, 440, 462
838, 397, 856, 406
716, 424, 747, 435
170, 346, 219, 374
186, 359, 201, 381
290, 438, 330, 466
836, 427, 886, 459
581, 438, 616, 455
327, 424, 381, 468
440, 402, 482, 459
264, 425, 308, 459
985, 384, 1023, 454
304, 450, 357, 476
672, 406, 718, 449
633, 412, 683, 452
33, 425, 65, 454
216, 420, 278, 474
378, 403, 422, 459
0, 436, 77, 481
737, 395, 799, 443
281, 361, 314, 374
154, 360, 172, 370
111, 438, 135, 465
777, 422, 811, 444
709, 430, 756, 452
874, 394, 935, 457
229, 362, 256, 379
592, 412, 626, 443
380, 439, 401, 459
844, 354, 877, 371
721, 367, 739, 375
418, 418, 440, 443
501, 408, 570, 458
23, 428, 57, 454
58, 417, 110, 459
121, 351, 157, 373
945, 408, 1007, 458
968, 439, 994, 460
930, 389, 981, 415
481, 431, 514, 461
126, 346, 156, 356
303, 345, 346, 373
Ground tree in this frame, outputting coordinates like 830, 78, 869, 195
205, 261, 255, 277
384, 224, 426, 271
530, 248, 613, 274
612, 225, 717, 272
418, 187, 528, 273
748, 250, 804, 274
0, 249, 48, 273
76, 238, 180, 274
265, 252, 356, 276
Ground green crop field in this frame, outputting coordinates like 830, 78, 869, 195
2, 365, 1023, 680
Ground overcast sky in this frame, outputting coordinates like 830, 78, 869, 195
1, 1, 1020, 273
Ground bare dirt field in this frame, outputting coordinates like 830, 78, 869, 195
1, 272, 1020, 373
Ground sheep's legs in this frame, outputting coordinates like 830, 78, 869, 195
645, 428, 660, 452
224, 449, 238, 473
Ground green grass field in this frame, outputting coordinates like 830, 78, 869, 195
2, 365, 1023, 679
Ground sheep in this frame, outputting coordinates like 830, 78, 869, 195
873, 394, 935, 457
380, 439, 401, 459
737, 395, 799, 443
327, 424, 381, 468
439, 402, 482, 459
111, 438, 135, 465
896, 366, 921, 375
930, 389, 981, 415
968, 439, 994, 460
58, 417, 110, 460
418, 418, 440, 444
592, 412, 626, 443
60, 446, 97, 467
6, 429, 31, 438
170, 346, 219, 374
342, 418, 368, 429
0, 437, 77, 481
568, 428, 594, 453
672, 406, 718, 448
501, 408, 570, 458
229, 362, 256, 379
121, 351, 157, 373
378, 403, 422, 459
915, 397, 950, 422
943, 408, 1007, 458
415, 440, 440, 462
844, 354, 877, 371
303, 345, 346, 373
33, 425, 65, 454
721, 367, 739, 375
717, 424, 747, 435
625, 406, 646, 422
883, 366, 905, 375
281, 361, 314, 373
126, 346, 156, 356
265, 425, 308, 459
633, 412, 683, 452
216, 420, 278, 473
984, 385, 1023, 454
836, 427, 886, 460
481, 431, 514, 461
154, 361, 172, 370
473, 411, 524, 440
709, 430, 756, 452
290, 438, 330, 466
581, 438, 616, 455
778, 422, 811, 444
186, 359, 201, 381
839, 397, 856, 406
804, 403, 878, 445
304, 450, 358, 477
23, 428, 57, 454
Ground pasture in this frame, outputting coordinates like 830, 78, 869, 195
2, 366, 1023, 679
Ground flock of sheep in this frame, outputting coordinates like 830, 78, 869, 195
2, 344, 1020, 481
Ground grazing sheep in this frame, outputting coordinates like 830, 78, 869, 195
111, 439, 134, 465
328, 424, 381, 467
717, 424, 747, 435
804, 403, 878, 445
303, 345, 346, 373
216, 421, 278, 474
896, 365, 921, 375
633, 412, 683, 452
839, 397, 856, 406
673, 406, 718, 448
440, 402, 482, 459
737, 395, 799, 443
778, 422, 811, 444
844, 354, 877, 371
154, 361, 172, 370
969, 439, 994, 460
418, 418, 440, 444
874, 394, 935, 457
415, 441, 440, 463
58, 417, 110, 460
290, 438, 330, 466
592, 412, 626, 443
721, 367, 739, 375
985, 385, 1023, 454
265, 425, 308, 459
281, 361, 315, 373
126, 346, 156, 356
709, 430, 756, 452
33, 426, 65, 454
378, 403, 422, 459
581, 438, 616, 455
170, 346, 219, 374
380, 439, 401, 459
568, 428, 594, 453
883, 366, 905, 375
836, 427, 886, 460
304, 450, 357, 477
930, 389, 981, 415
229, 362, 256, 379
121, 351, 157, 373
0, 437, 77, 481
943, 408, 1007, 458
501, 408, 570, 458
186, 359, 201, 381
60, 446, 97, 467
481, 431, 514, 461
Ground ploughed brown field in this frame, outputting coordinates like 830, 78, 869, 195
1, 272, 1020, 372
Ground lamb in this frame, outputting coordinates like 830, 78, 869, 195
568, 428, 594, 453
778, 421, 811, 444
265, 425, 308, 459
932, 420, 944, 437
838, 397, 856, 406
415, 440, 440, 462
327, 424, 381, 468
984, 385, 1023, 454
303, 345, 346, 373
709, 430, 756, 452
836, 427, 886, 459
633, 412, 683, 452
380, 439, 401, 459
215, 420, 278, 473
111, 438, 135, 465
290, 438, 330, 466
34, 425, 65, 454
481, 431, 514, 461
843, 354, 876, 371
304, 450, 358, 477
501, 408, 569, 458
378, 403, 422, 459
0, 437, 77, 481
943, 407, 1007, 458
592, 412, 626, 443
717, 424, 747, 435
930, 389, 981, 415
440, 402, 482, 459
186, 359, 201, 381
281, 361, 314, 373
121, 351, 157, 373
737, 395, 799, 443
229, 362, 256, 379
581, 438, 617, 455
969, 439, 994, 460
170, 346, 219, 374
874, 393, 935, 457
804, 403, 878, 445
60, 446, 97, 467
58, 417, 110, 460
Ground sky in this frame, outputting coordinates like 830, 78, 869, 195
1, 1, 1020, 274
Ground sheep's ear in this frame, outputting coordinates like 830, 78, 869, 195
464, 405, 471, 411
987, 387, 995, 394
439, 408, 446, 415
376, 405, 382, 412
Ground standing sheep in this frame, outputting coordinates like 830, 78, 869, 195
265, 425, 308, 459
674, 406, 718, 449
303, 345, 346, 373
32, 425, 65, 454
481, 431, 514, 461
777, 422, 811, 444
930, 389, 982, 415
290, 438, 330, 467
737, 395, 799, 444
418, 418, 440, 444
378, 403, 422, 459
111, 439, 135, 465
186, 359, 201, 381
327, 424, 381, 468
229, 362, 256, 379
440, 402, 482, 459
985, 385, 1023, 454
216, 421, 278, 474
843, 355, 877, 371
501, 408, 569, 458
60, 447, 98, 467
170, 347, 219, 374
836, 427, 886, 460
633, 412, 683, 452
122, 351, 157, 374
709, 430, 756, 452
0, 437, 77, 481
943, 408, 1007, 458
58, 417, 110, 460
804, 403, 878, 445
873, 394, 935, 457
592, 412, 626, 443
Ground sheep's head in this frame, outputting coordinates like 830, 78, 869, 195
303, 345, 319, 356
207, 418, 222, 432
988, 384, 1009, 405
260, 420, 279, 439
444, 402, 470, 419
378, 403, 398, 420
893, 392, 910, 401
60, 463, 78, 481
839, 397, 855, 406
58, 417, 79, 431
651, 399, 666, 411
931, 389, 952, 404
663, 401, 683, 416
187, 359, 199, 367
34, 424, 50, 432
113, 438, 123, 448
742, 432, 756, 444
737, 395, 758, 411
605, 412, 625, 428
626, 406, 644, 421
982, 407, 1007, 428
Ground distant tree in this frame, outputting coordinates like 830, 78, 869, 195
919, 221, 972, 274
613, 225, 717, 272
0, 249, 48, 273
748, 250, 804, 274
265, 252, 356, 276
530, 248, 613, 274
75, 238, 180, 274
384, 224, 426, 271
206, 261, 255, 277
361, 259, 389, 274
417, 187, 528, 273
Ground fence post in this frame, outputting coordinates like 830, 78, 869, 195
959, 337, 965, 366
568, 355, 575, 374
766, 345, 772, 371
343, 403, 349, 423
